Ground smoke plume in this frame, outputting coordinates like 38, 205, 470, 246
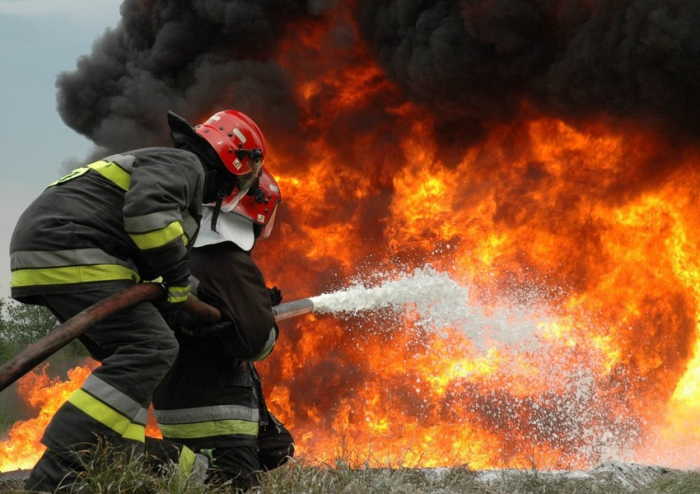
57, 0, 700, 158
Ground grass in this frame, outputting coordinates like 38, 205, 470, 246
1, 443, 698, 493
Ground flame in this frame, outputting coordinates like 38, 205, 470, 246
244, 6, 700, 469
6, 1, 700, 475
0, 360, 162, 473
0, 361, 97, 471
254, 113, 700, 469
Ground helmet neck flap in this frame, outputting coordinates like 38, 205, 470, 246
168, 111, 221, 174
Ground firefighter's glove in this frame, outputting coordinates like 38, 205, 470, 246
158, 264, 191, 330
268, 286, 283, 306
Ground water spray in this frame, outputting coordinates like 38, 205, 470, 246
275, 265, 472, 333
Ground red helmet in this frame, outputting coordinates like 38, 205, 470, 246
195, 110, 266, 193
222, 167, 282, 240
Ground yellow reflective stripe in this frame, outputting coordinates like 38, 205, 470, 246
69, 389, 145, 443
255, 343, 274, 361
122, 422, 146, 442
167, 285, 190, 304
130, 221, 184, 250
47, 167, 90, 187
11, 264, 140, 288
88, 161, 132, 191
178, 447, 196, 477
81, 375, 146, 421
160, 419, 258, 439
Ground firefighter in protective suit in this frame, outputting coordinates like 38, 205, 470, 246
10, 109, 268, 492
149, 166, 294, 491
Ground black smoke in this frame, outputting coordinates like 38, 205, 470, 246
356, 0, 700, 139
56, 0, 312, 156
57, 0, 700, 158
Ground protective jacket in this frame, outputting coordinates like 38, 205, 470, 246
10, 147, 203, 302
152, 239, 278, 450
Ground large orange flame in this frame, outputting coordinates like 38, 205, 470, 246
249, 4, 700, 469
253, 114, 700, 470
0, 362, 96, 471
0, 361, 163, 472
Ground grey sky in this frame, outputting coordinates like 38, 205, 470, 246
0, 0, 123, 297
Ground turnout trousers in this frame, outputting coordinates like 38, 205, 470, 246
24, 285, 179, 492
145, 408, 294, 491
152, 357, 295, 491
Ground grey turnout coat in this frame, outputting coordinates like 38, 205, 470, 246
10, 147, 204, 301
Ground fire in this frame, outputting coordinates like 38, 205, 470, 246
0, 361, 97, 471
254, 110, 700, 469
0, 360, 163, 473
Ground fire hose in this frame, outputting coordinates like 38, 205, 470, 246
0, 283, 315, 393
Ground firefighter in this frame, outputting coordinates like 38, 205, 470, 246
10, 109, 268, 492
149, 167, 294, 491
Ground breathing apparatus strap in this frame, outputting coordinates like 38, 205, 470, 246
210, 172, 238, 233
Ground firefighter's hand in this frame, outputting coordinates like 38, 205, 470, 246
268, 286, 282, 306
158, 264, 191, 329
158, 283, 189, 330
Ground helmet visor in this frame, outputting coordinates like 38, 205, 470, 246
220, 188, 247, 212
220, 162, 263, 212
259, 207, 278, 240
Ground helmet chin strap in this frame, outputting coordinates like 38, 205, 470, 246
201, 169, 220, 203
210, 175, 237, 233
211, 190, 225, 233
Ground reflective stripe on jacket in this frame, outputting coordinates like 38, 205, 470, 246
10, 147, 203, 300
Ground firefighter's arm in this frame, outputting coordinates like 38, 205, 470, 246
180, 317, 278, 360
190, 245, 278, 360
123, 149, 203, 280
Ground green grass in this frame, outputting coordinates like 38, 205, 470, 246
1, 444, 698, 493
